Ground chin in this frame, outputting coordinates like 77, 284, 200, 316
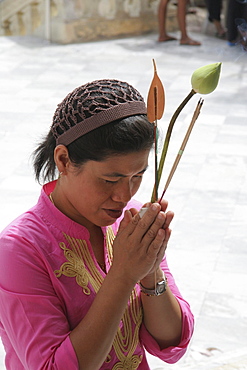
100, 220, 115, 227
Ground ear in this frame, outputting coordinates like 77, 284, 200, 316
54, 145, 70, 175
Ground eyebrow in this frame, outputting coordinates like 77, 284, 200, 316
102, 166, 148, 178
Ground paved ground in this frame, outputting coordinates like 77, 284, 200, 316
0, 11, 247, 370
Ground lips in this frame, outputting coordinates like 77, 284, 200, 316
103, 208, 123, 219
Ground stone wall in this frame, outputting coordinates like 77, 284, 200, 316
0, 0, 178, 44
50, 0, 178, 44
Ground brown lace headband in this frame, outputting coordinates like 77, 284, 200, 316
52, 79, 147, 146
56, 101, 146, 146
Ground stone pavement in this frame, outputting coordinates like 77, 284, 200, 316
0, 21, 247, 370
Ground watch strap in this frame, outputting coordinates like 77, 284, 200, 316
138, 275, 167, 296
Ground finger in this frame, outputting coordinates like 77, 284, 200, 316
162, 211, 174, 229
164, 227, 172, 244
128, 208, 139, 217
118, 207, 140, 234
146, 227, 166, 261
142, 202, 152, 208
150, 228, 172, 271
159, 227, 172, 255
120, 202, 160, 237
158, 199, 168, 213
142, 211, 167, 245
118, 203, 162, 241
117, 210, 132, 233
134, 203, 162, 238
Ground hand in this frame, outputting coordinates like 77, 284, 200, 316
140, 199, 174, 285
158, 199, 174, 231
111, 201, 174, 285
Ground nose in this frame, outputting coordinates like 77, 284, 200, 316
111, 182, 133, 203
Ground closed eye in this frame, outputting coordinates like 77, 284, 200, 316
104, 179, 119, 184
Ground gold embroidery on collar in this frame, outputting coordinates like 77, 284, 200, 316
54, 227, 143, 369
54, 234, 104, 295
105, 227, 143, 369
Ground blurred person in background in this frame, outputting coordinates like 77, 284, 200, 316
158, 0, 201, 45
226, 0, 247, 45
205, 0, 227, 38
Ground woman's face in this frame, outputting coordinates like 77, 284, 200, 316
57, 150, 150, 229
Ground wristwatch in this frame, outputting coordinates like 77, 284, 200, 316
139, 276, 167, 296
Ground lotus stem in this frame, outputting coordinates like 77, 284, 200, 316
151, 88, 196, 202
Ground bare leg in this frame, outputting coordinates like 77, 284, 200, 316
177, 0, 201, 45
158, 0, 177, 42
205, 0, 226, 37
213, 19, 226, 37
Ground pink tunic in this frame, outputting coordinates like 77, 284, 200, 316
0, 181, 194, 369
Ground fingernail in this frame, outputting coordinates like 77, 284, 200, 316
151, 203, 159, 211
157, 212, 166, 220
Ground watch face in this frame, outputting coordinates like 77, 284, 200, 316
157, 281, 166, 294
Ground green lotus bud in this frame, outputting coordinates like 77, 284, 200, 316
191, 62, 222, 94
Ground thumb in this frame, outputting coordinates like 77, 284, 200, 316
118, 210, 133, 233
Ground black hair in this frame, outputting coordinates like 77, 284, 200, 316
33, 114, 154, 184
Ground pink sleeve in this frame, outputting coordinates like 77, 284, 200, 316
139, 256, 194, 364
0, 235, 79, 370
